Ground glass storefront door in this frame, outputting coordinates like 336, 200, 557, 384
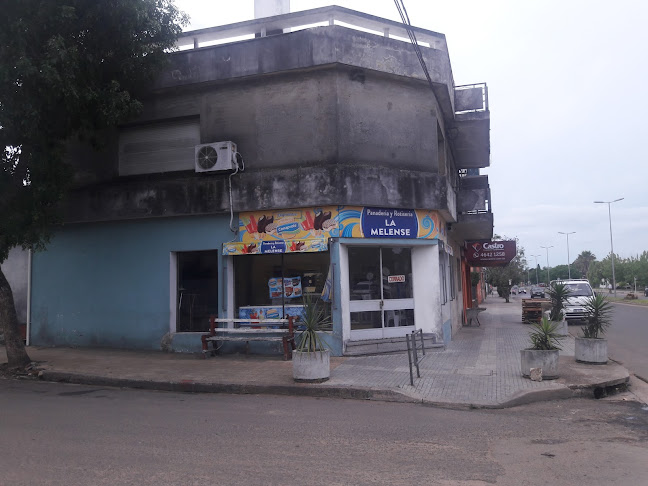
348, 246, 415, 340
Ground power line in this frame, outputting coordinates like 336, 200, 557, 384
393, 0, 434, 92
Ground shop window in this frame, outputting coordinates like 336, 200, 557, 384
176, 251, 219, 332
234, 251, 331, 326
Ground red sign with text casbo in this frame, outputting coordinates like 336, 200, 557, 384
465, 240, 517, 267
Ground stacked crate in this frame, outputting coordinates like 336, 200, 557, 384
522, 299, 549, 323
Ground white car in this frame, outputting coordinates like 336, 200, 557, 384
552, 279, 595, 322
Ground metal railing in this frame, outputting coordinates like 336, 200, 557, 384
405, 329, 427, 386
455, 83, 489, 114
175, 6, 447, 52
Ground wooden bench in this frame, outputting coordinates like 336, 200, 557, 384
201, 316, 297, 360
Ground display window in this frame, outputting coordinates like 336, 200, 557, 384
233, 251, 332, 327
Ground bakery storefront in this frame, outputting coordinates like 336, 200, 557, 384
223, 206, 448, 356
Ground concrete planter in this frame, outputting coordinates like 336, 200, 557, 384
520, 349, 560, 379
292, 350, 330, 383
552, 319, 569, 336
574, 337, 608, 364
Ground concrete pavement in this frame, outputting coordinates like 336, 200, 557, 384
1, 298, 634, 409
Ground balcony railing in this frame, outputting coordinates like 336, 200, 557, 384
175, 5, 447, 52
455, 83, 489, 114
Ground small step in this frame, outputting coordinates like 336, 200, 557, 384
344, 334, 445, 356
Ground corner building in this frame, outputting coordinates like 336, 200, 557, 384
29, 6, 493, 356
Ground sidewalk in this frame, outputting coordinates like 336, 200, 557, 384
1, 298, 631, 409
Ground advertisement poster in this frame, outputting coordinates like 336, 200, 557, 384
268, 277, 303, 299
465, 240, 517, 267
223, 206, 446, 255
238, 305, 306, 322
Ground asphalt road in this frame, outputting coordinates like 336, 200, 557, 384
1, 380, 647, 486
607, 302, 648, 381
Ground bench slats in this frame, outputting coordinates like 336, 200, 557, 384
201, 315, 297, 361
209, 328, 288, 334
204, 336, 285, 342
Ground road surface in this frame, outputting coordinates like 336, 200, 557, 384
0, 380, 647, 486
607, 302, 648, 380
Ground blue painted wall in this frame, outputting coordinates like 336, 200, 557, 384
31, 216, 232, 350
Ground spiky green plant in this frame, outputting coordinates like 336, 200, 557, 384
528, 317, 564, 351
547, 283, 572, 321
296, 294, 331, 353
581, 294, 614, 339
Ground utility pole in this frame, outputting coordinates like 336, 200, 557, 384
594, 198, 623, 297
558, 231, 575, 279
531, 254, 541, 284
540, 246, 553, 285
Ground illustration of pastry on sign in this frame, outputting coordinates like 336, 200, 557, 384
313, 210, 335, 236
289, 240, 306, 252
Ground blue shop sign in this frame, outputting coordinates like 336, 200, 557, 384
260, 240, 286, 254
361, 207, 418, 238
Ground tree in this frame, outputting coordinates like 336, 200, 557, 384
0, 0, 187, 368
573, 251, 596, 278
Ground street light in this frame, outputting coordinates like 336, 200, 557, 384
531, 254, 541, 284
558, 231, 576, 279
594, 198, 623, 297
540, 246, 553, 285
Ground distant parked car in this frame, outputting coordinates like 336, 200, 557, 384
531, 286, 545, 298
518, 287, 527, 294
644, 287, 648, 297
511, 286, 518, 295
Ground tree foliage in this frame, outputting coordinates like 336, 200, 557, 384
0, 0, 187, 368
587, 251, 648, 289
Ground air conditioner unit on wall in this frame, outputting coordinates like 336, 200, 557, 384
194, 141, 237, 172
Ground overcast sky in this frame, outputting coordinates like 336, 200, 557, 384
175, 0, 648, 266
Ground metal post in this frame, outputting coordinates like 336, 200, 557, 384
419, 329, 426, 357
540, 246, 553, 285
412, 331, 420, 378
595, 198, 623, 298
531, 254, 540, 285
558, 231, 575, 279
406, 333, 414, 386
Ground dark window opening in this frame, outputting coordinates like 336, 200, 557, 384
177, 251, 219, 332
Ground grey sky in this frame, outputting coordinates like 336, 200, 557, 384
175, 0, 648, 265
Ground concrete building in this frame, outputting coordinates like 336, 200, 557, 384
27, 6, 492, 355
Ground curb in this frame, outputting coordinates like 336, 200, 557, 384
39, 369, 631, 410
39, 371, 421, 405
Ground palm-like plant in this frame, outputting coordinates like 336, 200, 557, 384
547, 283, 571, 321
296, 294, 331, 353
528, 317, 564, 350
581, 294, 613, 339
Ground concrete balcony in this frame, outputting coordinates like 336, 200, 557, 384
452, 84, 490, 170
450, 174, 493, 242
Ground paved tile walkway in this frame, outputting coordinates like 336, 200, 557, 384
3, 296, 628, 408
325, 297, 574, 406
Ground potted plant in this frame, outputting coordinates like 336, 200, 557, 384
575, 294, 613, 364
546, 282, 571, 336
292, 295, 332, 383
520, 317, 564, 379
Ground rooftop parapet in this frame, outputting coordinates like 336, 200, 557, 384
176, 5, 448, 52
